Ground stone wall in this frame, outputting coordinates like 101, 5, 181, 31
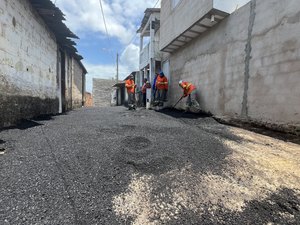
0, 0, 58, 127
163, 0, 300, 134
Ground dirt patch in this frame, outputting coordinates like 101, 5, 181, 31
112, 127, 300, 224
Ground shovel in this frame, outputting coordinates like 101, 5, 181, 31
173, 96, 184, 108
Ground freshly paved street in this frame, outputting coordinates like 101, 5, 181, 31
0, 107, 299, 225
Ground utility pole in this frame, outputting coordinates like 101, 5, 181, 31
116, 53, 119, 81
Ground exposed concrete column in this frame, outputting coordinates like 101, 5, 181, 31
139, 34, 143, 67
149, 17, 155, 59
82, 72, 86, 106
139, 34, 144, 53
57, 49, 62, 113
70, 57, 74, 109
148, 17, 155, 107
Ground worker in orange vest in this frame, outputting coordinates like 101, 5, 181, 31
125, 75, 137, 110
155, 71, 168, 106
178, 80, 198, 109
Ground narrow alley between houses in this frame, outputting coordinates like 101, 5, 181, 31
0, 107, 299, 225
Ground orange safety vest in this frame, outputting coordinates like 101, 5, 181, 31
125, 79, 136, 93
180, 81, 196, 96
156, 76, 168, 90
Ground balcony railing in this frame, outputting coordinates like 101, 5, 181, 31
139, 43, 150, 69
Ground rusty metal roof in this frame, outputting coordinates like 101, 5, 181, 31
28, 0, 86, 73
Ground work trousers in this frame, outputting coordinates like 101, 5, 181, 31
128, 92, 136, 106
157, 89, 168, 102
186, 90, 197, 106
143, 92, 146, 107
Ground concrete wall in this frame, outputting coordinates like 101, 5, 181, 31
0, 0, 58, 127
92, 79, 116, 107
64, 54, 72, 111
72, 59, 85, 108
160, 0, 213, 50
165, 0, 300, 133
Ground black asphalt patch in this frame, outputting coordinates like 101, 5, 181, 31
0, 107, 298, 224
157, 108, 211, 119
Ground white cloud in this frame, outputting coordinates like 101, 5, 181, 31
51, 0, 250, 93
214, 0, 251, 13
54, 0, 159, 44
84, 56, 135, 92
84, 43, 140, 92
120, 43, 140, 73
51, 0, 161, 92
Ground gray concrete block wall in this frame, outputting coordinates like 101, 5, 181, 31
169, 3, 250, 116
160, 0, 213, 50
166, 0, 300, 133
0, 0, 59, 127
247, 0, 300, 127
92, 79, 116, 107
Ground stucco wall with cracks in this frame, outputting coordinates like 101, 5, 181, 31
72, 59, 85, 108
0, 0, 58, 127
247, 0, 300, 130
166, 0, 300, 133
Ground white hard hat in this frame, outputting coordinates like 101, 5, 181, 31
179, 80, 183, 84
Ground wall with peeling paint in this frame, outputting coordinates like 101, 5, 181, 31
164, 0, 300, 133
72, 59, 85, 108
0, 0, 59, 127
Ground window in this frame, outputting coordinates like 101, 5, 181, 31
172, 0, 181, 9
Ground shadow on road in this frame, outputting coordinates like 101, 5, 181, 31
0, 113, 69, 132
157, 108, 211, 119
1, 119, 43, 130
159, 108, 300, 145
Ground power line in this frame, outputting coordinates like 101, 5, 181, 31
153, 0, 160, 8
118, 0, 161, 75
98, 0, 109, 38
120, 0, 160, 55
98, 0, 116, 64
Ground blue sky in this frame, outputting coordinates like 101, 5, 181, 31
52, 0, 250, 92
52, 0, 161, 92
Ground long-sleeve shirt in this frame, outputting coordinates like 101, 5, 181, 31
156, 76, 168, 90
141, 82, 151, 94
125, 79, 136, 93
180, 81, 196, 97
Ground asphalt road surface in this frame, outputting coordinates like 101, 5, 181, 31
0, 107, 299, 225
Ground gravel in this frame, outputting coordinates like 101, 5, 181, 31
0, 107, 299, 225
